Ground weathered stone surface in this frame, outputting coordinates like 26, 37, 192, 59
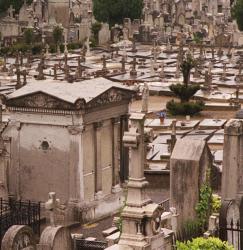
170, 138, 213, 231
38, 226, 72, 250
1, 225, 36, 250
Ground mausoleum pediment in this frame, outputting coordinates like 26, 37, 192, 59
6, 77, 135, 112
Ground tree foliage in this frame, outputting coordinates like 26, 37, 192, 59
23, 28, 34, 45
52, 26, 63, 45
232, 0, 243, 31
169, 84, 200, 103
0, 0, 33, 15
93, 0, 143, 27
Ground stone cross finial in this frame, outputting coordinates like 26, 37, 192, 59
211, 45, 215, 59
53, 64, 57, 80
64, 40, 68, 55
121, 56, 126, 73
45, 192, 61, 227
236, 85, 240, 102
102, 54, 107, 71
130, 57, 137, 77
19, 52, 23, 67
22, 70, 28, 85
131, 40, 137, 53
45, 44, 50, 57
141, 83, 149, 113
16, 68, 21, 89
15, 53, 19, 66
8, 5, 15, 18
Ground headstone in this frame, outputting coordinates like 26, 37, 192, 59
170, 138, 213, 231
98, 23, 110, 45
1, 225, 36, 250
37, 226, 72, 250
222, 120, 243, 201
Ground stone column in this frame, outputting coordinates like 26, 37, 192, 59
123, 113, 150, 207
94, 122, 103, 198
119, 115, 129, 182
9, 121, 21, 199
111, 118, 120, 192
222, 119, 243, 201
67, 125, 85, 202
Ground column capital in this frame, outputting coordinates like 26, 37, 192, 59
67, 125, 85, 135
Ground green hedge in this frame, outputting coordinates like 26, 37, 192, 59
166, 100, 204, 116
176, 237, 234, 250
169, 83, 200, 103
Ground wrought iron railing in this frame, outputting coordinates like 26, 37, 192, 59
74, 238, 107, 250
0, 198, 41, 245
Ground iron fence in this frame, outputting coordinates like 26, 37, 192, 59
0, 198, 41, 245
74, 238, 107, 250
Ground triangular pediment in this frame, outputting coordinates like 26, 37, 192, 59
85, 87, 134, 110
6, 87, 134, 112
6, 91, 81, 111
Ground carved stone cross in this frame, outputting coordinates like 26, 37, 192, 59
121, 56, 126, 73
102, 54, 107, 71
45, 192, 61, 227
21, 70, 28, 86
8, 5, 15, 18
130, 57, 137, 77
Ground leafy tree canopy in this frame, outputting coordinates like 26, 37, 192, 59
0, 0, 33, 15
232, 0, 243, 31
93, 0, 143, 27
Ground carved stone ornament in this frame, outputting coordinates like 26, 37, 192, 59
7, 88, 134, 112
67, 125, 85, 135
85, 88, 132, 110
7, 92, 80, 111
1, 225, 36, 250
151, 205, 164, 235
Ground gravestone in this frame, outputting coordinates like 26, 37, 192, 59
1, 225, 36, 250
37, 226, 72, 250
99, 23, 110, 45
170, 138, 213, 231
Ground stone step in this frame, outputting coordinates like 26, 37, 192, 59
106, 232, 120, 247
102, 226, 119, 237
85, 237, 97, 241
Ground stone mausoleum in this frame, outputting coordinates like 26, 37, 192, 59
2, 77, 134, 222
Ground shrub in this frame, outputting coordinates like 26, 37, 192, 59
31, 43, 43, 55
176, 237, 234, 250
23, 28, 34, 45
212, 194, 221, 214
49, 44, 57, 53
52, 26, 63, 45
67, 42, 82, 51
10, 43, 30, 53
195, 184, 212, 229
166, 100, 204, 116
169, 83, 200, 103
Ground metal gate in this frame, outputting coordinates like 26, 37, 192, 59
74, 238, 107, 250
219, 199, 243, 250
